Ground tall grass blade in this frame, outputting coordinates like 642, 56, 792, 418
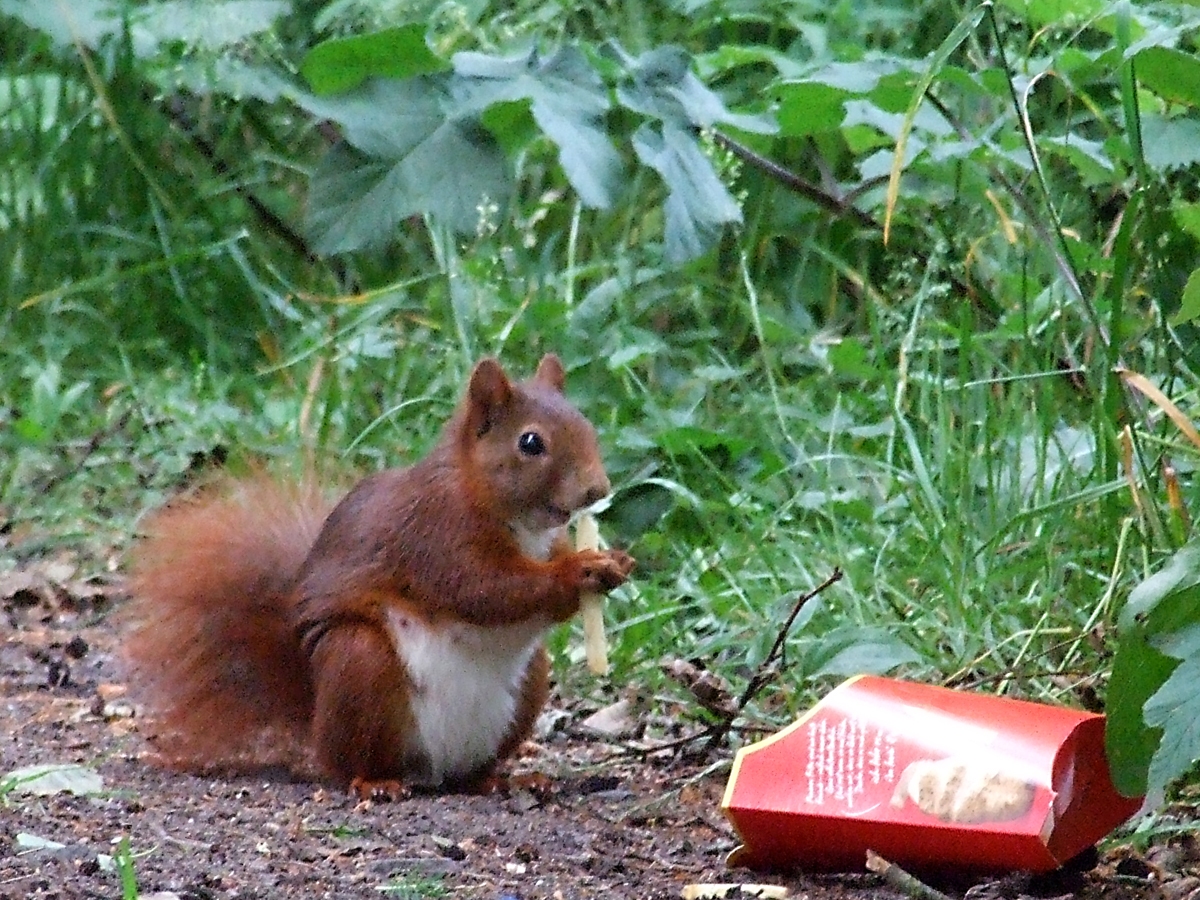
883, 2, 988, 244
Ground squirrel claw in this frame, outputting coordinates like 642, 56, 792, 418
468, 771, 555, 799
350, 776, 409, 801
578, 548, 636, 593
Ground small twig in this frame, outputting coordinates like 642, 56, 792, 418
611, 570, 842, 761
865, 851, 955, 900
158, 94, 358, 292
160, 94, 320, 265
0, 873, 38, 887
713, 131, 880, 229
712, 130, 987, 310
615, 758, 731, 824
148, 822, 215, 851
745, 569, 844, 700
614, 721, 775, 760
704, 568, 844, 751
39, 409, 133, 494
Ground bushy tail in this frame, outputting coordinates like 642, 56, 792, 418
125, 477, 332, 773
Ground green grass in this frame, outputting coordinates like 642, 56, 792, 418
376, 872, 449, 899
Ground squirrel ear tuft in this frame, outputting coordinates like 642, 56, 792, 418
534, 354, 566, 392
467, 358, 513, 436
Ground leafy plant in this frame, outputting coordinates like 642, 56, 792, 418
1108, 542, 1200, 804
295, 36, 772, 261
376, 872, 448, 898
100, 836, 143, 900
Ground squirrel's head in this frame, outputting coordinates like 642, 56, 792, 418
458, 354, 611, 542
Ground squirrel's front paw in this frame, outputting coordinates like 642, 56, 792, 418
577, 548, 635, 593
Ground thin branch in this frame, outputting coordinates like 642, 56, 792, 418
156, 93, 366, 298
704, 568, 844, 751
713, 131, 880, 229
713, 130, 988, 310
39, 410, 133, 495
606, 570, 844, 760
612, 722, 775, 761
160, 94, 319, 264
866, 851, 955, 900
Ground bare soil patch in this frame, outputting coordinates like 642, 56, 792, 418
0, 558, 1191, 900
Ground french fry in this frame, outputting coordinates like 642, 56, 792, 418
575, 513, 609, 675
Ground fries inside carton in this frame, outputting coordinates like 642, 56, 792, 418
722, 675, 1143, 874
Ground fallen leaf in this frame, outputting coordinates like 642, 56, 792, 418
15, 833, 68, 852
581, 698, 635, 736
4, 763, 105, 797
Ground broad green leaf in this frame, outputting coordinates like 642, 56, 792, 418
631, 122, 742, 263
1040, 134, 1115, 185
478, 100, 538, 155
608, 336, 669, 369
844, 99, 951, 143
1051, 46, 1120, 83
307, 135, 508, 254
997, 0, 1109, 29
452, 47, 622, 209
301, 26, 448, 96
697, 44, 807, 81
1120, 541, 1200, 627
298, 76, 511, 250
655, 425, 754, 457
130, 0, 287, 52
1169, 269, 1200, 327
1108, 541, 1200, 800
807, 625, 921, 677
1154, 619, 1200, 661
827, 337, 878, 381
796, 57, 910, 94
775, 82, 851, 137
0, 0, 118, 48
1142, 114, 1200, 173
570, 267, 663, 335
298, 75, 451, 160
1173, 201, 1200, 243
616, 44, 775, 134
1144, 652, 1200, 803
615, 44, 693, 119
1134, 46, 1200, 108
1107, 631, 1176, 797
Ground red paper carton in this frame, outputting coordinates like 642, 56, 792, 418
722, 675, 1142, 874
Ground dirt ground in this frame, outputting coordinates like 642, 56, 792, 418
2, 556, 1196, 900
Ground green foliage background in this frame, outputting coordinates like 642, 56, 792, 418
5, 0, 1200, 812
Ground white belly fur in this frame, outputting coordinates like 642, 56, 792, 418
384, 608, 546, 786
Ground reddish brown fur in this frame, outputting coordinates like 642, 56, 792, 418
124, 355, 634, 791
308, 619, 420, 780
125, 478, 331, 773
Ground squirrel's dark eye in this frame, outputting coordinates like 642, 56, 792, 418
518, 431, 546, 456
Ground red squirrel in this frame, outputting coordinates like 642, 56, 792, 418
125, 354, 635, 795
